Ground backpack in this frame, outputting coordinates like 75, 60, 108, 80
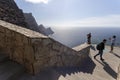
96, 43, 101, 50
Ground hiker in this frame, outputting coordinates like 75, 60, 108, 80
94, 39, 107, 61
110, 35, 116, 53
87, 33, 91, 44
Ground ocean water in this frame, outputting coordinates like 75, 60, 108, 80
50, 27, 120, 48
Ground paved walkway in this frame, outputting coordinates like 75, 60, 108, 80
88, 45, 120, 80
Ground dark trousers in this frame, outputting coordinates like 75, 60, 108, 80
87, 38, 91, 44
94, 50, 103, 59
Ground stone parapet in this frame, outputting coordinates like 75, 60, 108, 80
0, 20, 90, 74
73, 43, 90, 61
31, 38, 90, 74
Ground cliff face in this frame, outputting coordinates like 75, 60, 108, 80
24, 13, 40, 32
24, 13, 54, 36
0, 0, 28, 28
0, 0, 54, 36
38, 25, 54, 35
46, 27, 54, 35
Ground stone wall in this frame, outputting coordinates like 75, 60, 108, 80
31, 38, 90, 74
0, 20, 90, 74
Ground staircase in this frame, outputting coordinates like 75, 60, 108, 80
0, 53, 25, 80
18, 45, 120, 80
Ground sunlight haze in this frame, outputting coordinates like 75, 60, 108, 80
15, 0, 120, 28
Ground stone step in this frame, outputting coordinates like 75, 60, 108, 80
74, 72, 90, 80
65, 74, 76, 80
58, 75, 68, 80
0, 53, 9, 63
0, 61, 25, 80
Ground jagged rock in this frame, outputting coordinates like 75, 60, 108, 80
0, 0, 28, 28
38, 24, 47, 35
46, 27, 54, 35
24, 13, 54, 36
24, 13, 40, 32
38, 24, 54, 35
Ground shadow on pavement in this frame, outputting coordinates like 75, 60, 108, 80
95, 59, 117, 79
111, 52, 120, 59
103, 61, 117, 79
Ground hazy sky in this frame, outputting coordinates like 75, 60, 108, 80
15, 0, 120, 28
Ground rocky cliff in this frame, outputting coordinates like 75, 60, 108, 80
24, 13, 54, 36
0, 0, 28, 28
38, 24, 54, 35
24, 13, 40, 32
46, 27, 54, 35
0, 0, 54, 36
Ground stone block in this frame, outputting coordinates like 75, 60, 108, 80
0, 26, 5, 33
49, 56, 58, 66
52, 42, 61, 51
5, 29, 12, 37
14, 33, 24, 46
0, 33, 5, 47
3, 45, 11, 56
42, 38, 52, 46
22, 36, 30, 45
49, 50, 57, 57
13, 46, 24, 64
24, 45, 34, 64
33, 61, 46, 74
5, 37, 12, 46
24, 63, 34, 74
33, 45, 50, 60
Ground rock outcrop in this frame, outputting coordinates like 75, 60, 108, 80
38, 24, 54, 35
24, 13, 40, 32
24, 13, 54, 36
45, 27, 54, 35
0, 0, 54, 36
0, 0, 28, 28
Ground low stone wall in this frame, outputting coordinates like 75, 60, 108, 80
0, 20, 90, 74
31, 38, 90, 74
73, 43, 90, 64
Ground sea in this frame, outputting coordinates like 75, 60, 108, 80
50, 27, 120, 48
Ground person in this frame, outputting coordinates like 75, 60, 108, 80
110, 35, 116, 53
94, 39, 107, 61
87, 33, 91, 44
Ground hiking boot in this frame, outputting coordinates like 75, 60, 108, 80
100, 58, 104, 61
94, 56, 96, 59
